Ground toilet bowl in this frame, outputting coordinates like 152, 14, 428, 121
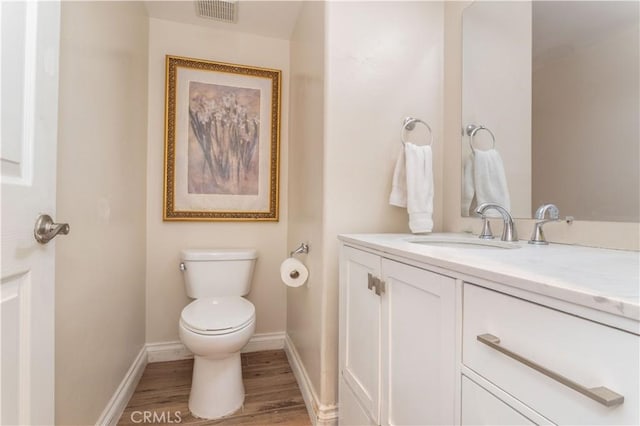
179, 297, 256, 419
178, 249, 258, 420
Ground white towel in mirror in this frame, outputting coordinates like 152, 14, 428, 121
464, 149, 511, 217
462, 154, 475, 216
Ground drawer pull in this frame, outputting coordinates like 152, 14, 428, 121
477, 333, 624, 407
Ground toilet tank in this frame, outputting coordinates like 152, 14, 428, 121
180, 249, 258, 298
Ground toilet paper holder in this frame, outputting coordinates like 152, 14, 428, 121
289, 242, 309, 257
287, 243, 309, 280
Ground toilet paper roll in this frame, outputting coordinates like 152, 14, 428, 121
280, 258, 308, 287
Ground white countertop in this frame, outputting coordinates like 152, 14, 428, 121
339, 233, 640, 322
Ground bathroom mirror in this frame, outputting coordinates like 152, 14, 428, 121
461, 1, 639, 222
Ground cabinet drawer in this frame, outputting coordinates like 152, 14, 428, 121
463, 283, 640, 425
461, 375, 535, 425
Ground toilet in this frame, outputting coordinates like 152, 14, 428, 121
178, 248, 257, 420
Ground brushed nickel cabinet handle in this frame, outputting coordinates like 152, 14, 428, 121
477, 333, 624, 407
367, 273, 375, 291
366, 273, 385, 296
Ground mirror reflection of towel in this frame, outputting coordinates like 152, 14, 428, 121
389, 143, 434, 233
462, 149, 511, 218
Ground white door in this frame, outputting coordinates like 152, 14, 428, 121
1, 2, 61, 424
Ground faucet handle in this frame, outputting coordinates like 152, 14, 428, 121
534, 203, 559, 220
529, 203, 563, 245
478, 216, 494, 240
529, 222, 548, 245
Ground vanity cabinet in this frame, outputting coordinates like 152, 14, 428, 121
339, 245, 456, 426
339, 236, 640, 426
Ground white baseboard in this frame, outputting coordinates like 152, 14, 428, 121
95, 346, 147, 426
242, 331, 285, 353
146, 341, 193, 363
284, 334, 338, 426
146, 331, 286, 363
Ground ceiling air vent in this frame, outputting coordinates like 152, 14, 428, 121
195, 0, 237, 23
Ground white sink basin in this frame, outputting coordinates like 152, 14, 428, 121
408, 236, 520, 250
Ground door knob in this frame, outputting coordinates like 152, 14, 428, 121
34, 214, 70, 244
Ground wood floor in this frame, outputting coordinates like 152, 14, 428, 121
118, 350, 311, 425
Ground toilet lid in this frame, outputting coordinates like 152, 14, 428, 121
181, 297, 255, 334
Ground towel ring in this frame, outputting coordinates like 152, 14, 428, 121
466, 124, 495, 153
401, 117, 433, 146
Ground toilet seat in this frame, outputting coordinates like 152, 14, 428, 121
181, 297, 255, 336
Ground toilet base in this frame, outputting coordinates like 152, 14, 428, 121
188, 353, 245, 419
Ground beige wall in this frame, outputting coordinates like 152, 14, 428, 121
145, 18, 290, 343
322, 0, 445, 405
287, 0, 326, 404
323, 0, 444, 239
461, 0, 532, 217
532, 24, 639, 222
443, 2, 640, 250
55, 2, 148, 424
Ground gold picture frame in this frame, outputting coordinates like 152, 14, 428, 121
163, 55, 281, 221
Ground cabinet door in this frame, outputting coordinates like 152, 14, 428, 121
339, 246, 382, 423
380, 259, 456, 426
340, 378, 377, 426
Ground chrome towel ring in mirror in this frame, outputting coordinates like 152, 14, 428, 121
465, 124, 496, 153
401, 117, 433, 146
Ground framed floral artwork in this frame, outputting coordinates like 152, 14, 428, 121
163, 55, 281, 221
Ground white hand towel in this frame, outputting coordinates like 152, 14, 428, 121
406, 143, 434, 233
473, 149, 511, 217
389, 143, 434, 233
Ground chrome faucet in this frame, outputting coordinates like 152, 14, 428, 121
475, 203, 518, 242
529, 203, 561, 245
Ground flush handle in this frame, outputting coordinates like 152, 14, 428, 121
179, 262, 186, 271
